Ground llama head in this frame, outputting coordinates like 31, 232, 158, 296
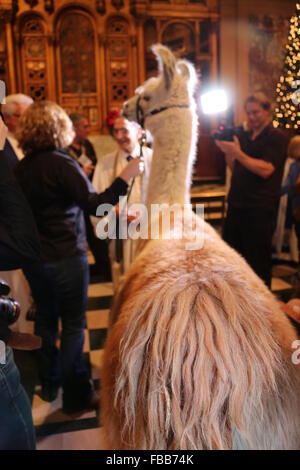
123, 44, 198, 133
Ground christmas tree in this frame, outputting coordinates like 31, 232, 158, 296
274, 3, 300, 131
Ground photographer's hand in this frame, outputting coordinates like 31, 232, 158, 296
215, 136, 241, 159
0, 115, 8, 150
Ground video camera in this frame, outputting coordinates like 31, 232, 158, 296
213, 124, 243, 142
0, 279, 42, 350
0, 280, 21, 325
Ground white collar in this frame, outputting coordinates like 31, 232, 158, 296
119, 143, 140, 161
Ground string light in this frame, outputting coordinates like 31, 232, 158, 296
274, 3, 300, 130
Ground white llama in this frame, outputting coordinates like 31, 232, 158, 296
101, 44, 300, 450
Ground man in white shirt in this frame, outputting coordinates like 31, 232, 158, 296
2, 94, 33, 161
92, 115, 152, 287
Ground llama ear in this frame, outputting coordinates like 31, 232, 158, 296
177, 60, 198, 92
151, 44, 176, 90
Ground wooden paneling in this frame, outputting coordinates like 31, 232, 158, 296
55, 8, 101, 131
105, 15, 132, 110
20, 15, 49, 100
194, 135, 226, 183
1, 0, 221, 180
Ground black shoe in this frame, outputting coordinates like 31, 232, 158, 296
62, 390, 99, 414
40, 383, 59, 402
26, 302, 37, 321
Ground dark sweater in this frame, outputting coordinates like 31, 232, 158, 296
0, 147, 40, 343
0, 149, 40, 265
228, 124, 288, 210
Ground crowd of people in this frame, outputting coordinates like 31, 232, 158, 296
0, 90, 300, 449
0, 96, 144, 448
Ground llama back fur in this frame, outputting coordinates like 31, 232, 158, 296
101, 222, 300, 449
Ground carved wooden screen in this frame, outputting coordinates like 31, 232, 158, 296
106, 16, 131, 110
20, 15, 49, 100
59, 13, 96, 94
56, 10, 100, 129
162, 22, 196, 62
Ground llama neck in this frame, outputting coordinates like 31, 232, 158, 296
146, 109, 197, 209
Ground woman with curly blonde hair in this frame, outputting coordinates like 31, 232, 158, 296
16, 101, 74, 154
14, 101, 143, 413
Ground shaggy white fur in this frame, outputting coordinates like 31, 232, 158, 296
101, 44, 300, 450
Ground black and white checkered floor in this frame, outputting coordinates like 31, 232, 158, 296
32, 277, 111, 449
13, 254, 300, 450
13, 251, 112, 449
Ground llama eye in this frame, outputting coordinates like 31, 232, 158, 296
143, 96, 151, 102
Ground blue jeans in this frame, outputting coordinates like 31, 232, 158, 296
24, 255, 91, 407
0, 347, 35, 450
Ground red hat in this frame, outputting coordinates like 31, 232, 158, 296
106, 109, 121, 133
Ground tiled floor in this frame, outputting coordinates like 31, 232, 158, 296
32, 276, 112, 450
13, 249, 112, 450
14, 253, 300, 450
36, 427, 106, 451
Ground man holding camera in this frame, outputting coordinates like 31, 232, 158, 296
0, 115, 39, 450
216, 93, 288, 288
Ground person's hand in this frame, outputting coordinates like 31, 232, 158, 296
0, 115, 8, 151
215, 136, 241, 159
119, 157, 144, 184
127, 210, 140, 223
82, 162, 95, 178
115, 205, 140, 223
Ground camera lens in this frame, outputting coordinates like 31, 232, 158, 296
0, 297, 21, 325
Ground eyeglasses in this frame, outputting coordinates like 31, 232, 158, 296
113, 128, 128, 135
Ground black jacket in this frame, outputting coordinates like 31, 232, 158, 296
0, 149, 40, 267
0, 147, 40, 343
3, 139, 19, 170
15, 148, 128, 262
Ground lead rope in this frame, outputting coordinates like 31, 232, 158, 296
127, 130, 146, 261
127, 130, 146, 200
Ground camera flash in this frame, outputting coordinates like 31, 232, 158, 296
200, 89, 228, 115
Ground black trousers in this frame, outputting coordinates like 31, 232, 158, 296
84, 213, 111, 279
223, 205, 276, 288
